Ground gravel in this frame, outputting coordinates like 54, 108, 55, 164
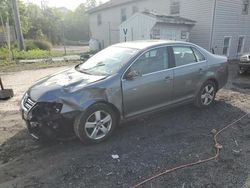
0, 63, 250, 188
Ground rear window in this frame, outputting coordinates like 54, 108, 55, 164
192, 47, 206, 62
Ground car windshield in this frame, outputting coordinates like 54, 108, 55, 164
77, 46, 139, 76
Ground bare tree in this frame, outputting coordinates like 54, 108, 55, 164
86, 0, 97, 10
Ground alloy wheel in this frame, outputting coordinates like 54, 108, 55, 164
201, 84, 215, 105
84, 110, 112, 140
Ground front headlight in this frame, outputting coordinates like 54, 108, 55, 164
32, 102, 63, 116
21, 93, 28, 106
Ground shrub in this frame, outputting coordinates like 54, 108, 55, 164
0, 48, 10, 60
33, 40, 52, 51
25, 40, 38, 51
25, 40, 52, 51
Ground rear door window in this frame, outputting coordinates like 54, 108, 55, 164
173, 46, 197, 67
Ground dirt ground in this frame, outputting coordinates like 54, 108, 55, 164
0, 62, 250, 188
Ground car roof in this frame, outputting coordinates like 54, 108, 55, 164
112, 40, 192, 50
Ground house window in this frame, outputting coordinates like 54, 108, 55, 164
170, 0, 180, 14
242, 0, 249, 14
237, 36, 245, 54
121, 8, 127, 22
223, 37, 231, 56
97, 14, 102, 25
132, 6, 138, 14
151, 29, 160, 39
181, 31, 188, 40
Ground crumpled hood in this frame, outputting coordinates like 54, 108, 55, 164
28, 67, 106, 102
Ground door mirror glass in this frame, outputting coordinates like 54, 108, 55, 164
125, 70, 140, 80
80, 54, 90, 63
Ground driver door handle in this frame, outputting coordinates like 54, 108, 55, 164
164, 76, 173, 82
199, 68, 205, 74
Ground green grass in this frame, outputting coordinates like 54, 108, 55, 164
12, 49, 62, 60
0, 47, 82, 61
0, 60, 78, 72
0, 47, 82, 72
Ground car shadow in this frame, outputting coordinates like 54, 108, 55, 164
0, 98, 250, 187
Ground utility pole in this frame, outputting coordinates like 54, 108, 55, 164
6, 18, 12, 60
0, 11, 7, 41
108, 22, 111, 45
210, 0, 217, 53
11, 0, 25, 51
62, 21, 67, 55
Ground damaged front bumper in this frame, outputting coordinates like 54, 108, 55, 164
21, 94, 80, 140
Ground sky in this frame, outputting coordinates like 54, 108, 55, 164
22, 0, 109, 10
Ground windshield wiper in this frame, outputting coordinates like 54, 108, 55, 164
76, 62, 109, 76
80, 62, 106, 72
87, 62, 105, 70
75, 65, 92, 75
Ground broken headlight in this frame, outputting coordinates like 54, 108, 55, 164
32, 102, 63, 116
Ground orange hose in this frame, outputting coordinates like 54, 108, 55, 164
133, 113, 249, 188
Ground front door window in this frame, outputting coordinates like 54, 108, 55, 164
129, 47, 169, 75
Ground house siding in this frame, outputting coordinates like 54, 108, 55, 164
119, 13, 157, 42
153, 23, 193, 41
89, 0, 250, 58
179, 0, 215, 50
212, 0, 250, 59
89, 0, 215, 50
89, 0, 170, 48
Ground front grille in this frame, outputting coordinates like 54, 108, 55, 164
23, 96, 36, 112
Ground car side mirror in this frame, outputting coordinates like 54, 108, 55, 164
80, 54, 90, 61
83, 54, 90, 59
125, 70, 140, 80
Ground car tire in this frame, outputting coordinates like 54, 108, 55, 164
74, 103, 118, 144
195, 81, 217, 108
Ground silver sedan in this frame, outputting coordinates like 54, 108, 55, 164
21, 40, 228, 143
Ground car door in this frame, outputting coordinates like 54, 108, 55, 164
121, 46, 174, 118
171, 46, 207, 103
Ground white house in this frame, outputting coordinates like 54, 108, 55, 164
119, 11, 195, 42
88, 0, 250, 59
